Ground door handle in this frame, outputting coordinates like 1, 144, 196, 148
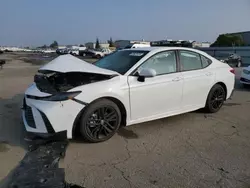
205, 72, 212, 76
172, 77, 182, 82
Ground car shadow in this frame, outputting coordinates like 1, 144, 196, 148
0, 94, 28, 149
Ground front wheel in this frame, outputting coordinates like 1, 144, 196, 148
79, 99, 121, 143
204, 84, 226, 113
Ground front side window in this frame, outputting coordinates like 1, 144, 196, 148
94, 50, 149, 74
179, 50, 202, 71
138, 51, 177, 75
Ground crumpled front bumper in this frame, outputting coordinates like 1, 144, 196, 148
22, 84, 86, 139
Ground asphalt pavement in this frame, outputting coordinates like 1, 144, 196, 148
0, 53, 250, 188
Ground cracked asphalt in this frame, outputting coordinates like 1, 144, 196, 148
1, 53, 250, 188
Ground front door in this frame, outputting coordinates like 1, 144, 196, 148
127, 50, 183, 122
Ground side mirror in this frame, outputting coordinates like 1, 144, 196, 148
137, 68, 156, 82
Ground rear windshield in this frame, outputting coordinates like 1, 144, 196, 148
94, 50, 149, 74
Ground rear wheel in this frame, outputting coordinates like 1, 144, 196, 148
79, 99, 121, 143
204, 84, 226, 113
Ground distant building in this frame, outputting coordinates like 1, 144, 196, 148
114, 40, 150, 49
57, 45, 67, 49
150, 40, 211, 48
223, 31, 250, 45
150, 40, 194, 47
85, 42, 109, 49
192, 42, 211, 48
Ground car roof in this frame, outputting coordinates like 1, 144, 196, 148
122, 47, 208, 55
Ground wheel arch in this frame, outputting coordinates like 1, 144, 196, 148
72, 96, 127, 139
207, 82, 227, 102
215, 82, 227, 100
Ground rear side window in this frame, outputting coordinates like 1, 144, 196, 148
200, 55, 212, 68
179, 50, 202, 71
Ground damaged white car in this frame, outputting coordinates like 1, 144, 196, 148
22, 47, 235, 142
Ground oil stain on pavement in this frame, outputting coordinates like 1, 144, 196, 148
0, 143, 9, 152
117, 128, 139, 139
0, 132, 84, 188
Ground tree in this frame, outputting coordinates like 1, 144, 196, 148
79, 44, 84, 47
95, 38, 100, 49
211, 34, 245, 47
108, 37, 115, 47
50, 41, 58, 49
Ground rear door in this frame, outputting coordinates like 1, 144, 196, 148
178, 50, 215, 109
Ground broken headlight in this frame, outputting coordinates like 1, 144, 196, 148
38, 91, 82, 101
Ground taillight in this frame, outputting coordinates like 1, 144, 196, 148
230, 68, 235, 74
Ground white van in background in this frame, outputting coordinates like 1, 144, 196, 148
124, 43, 151, 49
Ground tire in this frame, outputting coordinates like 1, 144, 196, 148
204, 84, 226, 113
96, 54, 101, 59
243, 83, 249, 88
79, 99, 121, 143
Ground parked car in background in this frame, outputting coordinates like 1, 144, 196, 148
223, 53, 242, 67
79, 49, 96, 57
56, 48, 69, 55
4, 49, 13, 52
92, 48, 112, 58
240, 65, 250, 86
69, 49, 79, 56
22, 47, 235, 143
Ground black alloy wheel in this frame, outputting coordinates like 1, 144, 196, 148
205, 84, 226, 113
80, 99, 121, 143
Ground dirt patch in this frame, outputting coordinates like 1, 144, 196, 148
0, 136, 84, 188
0, 143, 9, 152
117, 128, 139, 139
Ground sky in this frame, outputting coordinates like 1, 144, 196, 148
0, 0, 250, 47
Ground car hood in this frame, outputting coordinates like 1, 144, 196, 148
39, 54, 119, 75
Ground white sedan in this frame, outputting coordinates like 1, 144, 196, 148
22, 47, 235, 142
240, 65, 250, 86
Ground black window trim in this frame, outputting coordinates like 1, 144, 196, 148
129, 50, 179, 76
200, 54, 212, 68
177, 50, 212, 72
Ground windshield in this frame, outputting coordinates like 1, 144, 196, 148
94, 50, 149, 74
